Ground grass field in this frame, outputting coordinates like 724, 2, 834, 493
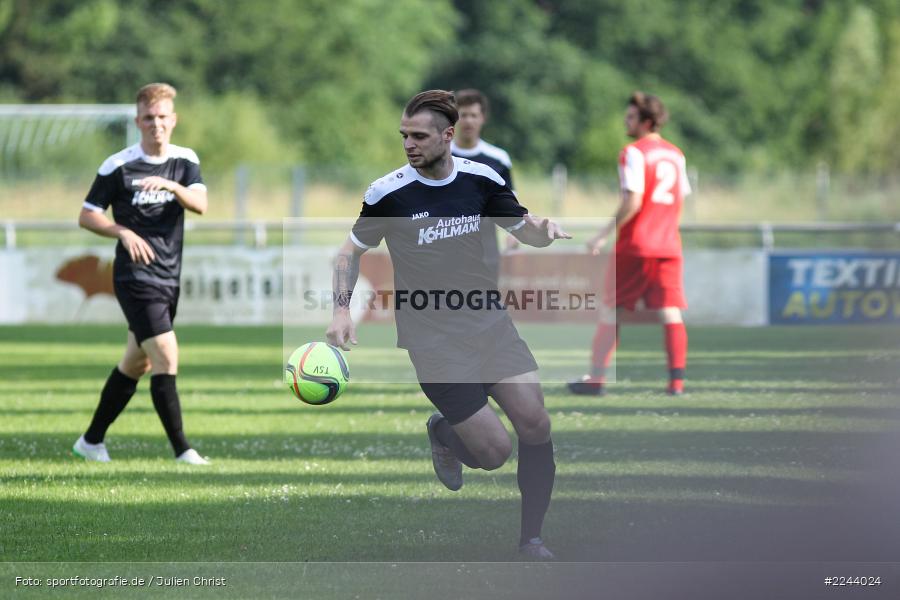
2, 324, 899, 597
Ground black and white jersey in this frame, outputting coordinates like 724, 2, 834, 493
351, 156, 527, 349
82, 144, 205, 286
451, 139, 514, 192
451, 139, 515, 276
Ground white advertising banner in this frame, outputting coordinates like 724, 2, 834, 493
683, 249, 768, 326
0, 247, 305, 325
0, 247, 768, 325
0, 251, 28, 323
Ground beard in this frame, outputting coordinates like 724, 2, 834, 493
411, 150, 445, 171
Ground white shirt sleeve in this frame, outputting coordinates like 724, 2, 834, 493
679, 155, 692, 196
620, 146, 645, 194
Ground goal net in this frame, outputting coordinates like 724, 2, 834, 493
0, 104, 138, 181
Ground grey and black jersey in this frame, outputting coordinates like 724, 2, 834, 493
351, 157, 527, 350
83, 144, 205, 286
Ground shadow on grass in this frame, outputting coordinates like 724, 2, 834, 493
1, 431, 895, 465
4, 425, 900, 563
7, 429, 900, 470
547, 404, 900, 419
4, 361, 898, 389
4, 403, 900, 422
548, 384, 900, 396
0, 325, 284, 345
3, 483, 899, 563
0, 467, 855, 501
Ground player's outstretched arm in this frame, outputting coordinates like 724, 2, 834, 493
586, 191, 641, 255
510, 214, 572, 248
326, 237, 366, 351
78, 208, 155, 265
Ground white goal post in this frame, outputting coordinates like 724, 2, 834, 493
0, 104, 139, 167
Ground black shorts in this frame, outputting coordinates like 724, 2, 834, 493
113, 280, 180, 345
408, 316, 539, 425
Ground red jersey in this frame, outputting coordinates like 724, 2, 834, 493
615, 135, 690, 257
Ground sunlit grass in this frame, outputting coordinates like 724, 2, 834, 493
0, 324, 898, 565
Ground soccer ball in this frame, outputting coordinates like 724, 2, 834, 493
284, 342, 350, 405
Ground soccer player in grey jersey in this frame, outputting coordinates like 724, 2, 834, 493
72, 83, 209, 465
327, 90, 569, 559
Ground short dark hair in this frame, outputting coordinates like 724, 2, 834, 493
629, 91, 668, 132
404, 90, 458, 131
455, 88, 489, 117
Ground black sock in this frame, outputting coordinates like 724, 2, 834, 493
150, 374, 190, 457
84, 367, 138, 444
434, 417, 481, 468
517, 438, 556, 545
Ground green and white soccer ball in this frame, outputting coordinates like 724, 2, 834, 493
284, 342, 350, 405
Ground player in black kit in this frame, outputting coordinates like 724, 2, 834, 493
451, 89, 514, 191
326, 90, 569, 559
72, 83, 210, 465
451, 89, 517, 279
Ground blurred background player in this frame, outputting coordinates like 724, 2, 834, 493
451, 88, 518, 278
569, 91, 690, 396
327, 90, 570, 559
451, 89, 514, 191
72, 83, 210, 464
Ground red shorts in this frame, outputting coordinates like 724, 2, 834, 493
604, 254, 686, 310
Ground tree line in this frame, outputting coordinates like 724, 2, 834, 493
1, 0, 898, 176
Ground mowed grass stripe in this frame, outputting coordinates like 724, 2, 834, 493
0, 324, 898, 562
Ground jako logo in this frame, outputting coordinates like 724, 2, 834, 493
411, 212, 429, 220
417, 216, 480, 245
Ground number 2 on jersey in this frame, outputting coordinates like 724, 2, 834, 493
651, 161, 677, 205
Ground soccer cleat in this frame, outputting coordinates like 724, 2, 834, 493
72, 435, 111, 462
567, 375, 605, 396
667, 380, 685, 396
426, 412, 463, 491
175, 449, 210, 465
519, 537, 556, 560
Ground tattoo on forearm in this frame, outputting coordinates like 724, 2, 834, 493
333, 252, 360, 309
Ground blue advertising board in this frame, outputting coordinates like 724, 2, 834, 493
769, 252, 900, 324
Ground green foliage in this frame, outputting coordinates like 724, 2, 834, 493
429, 0, 588, 169
829, 5, 882, 173
0, 0, 12, 35
193, 0, 458, 170
873, 24, 900, 173
175, 93, 300, 174
0, 0, 120, 100
0, 0, 457, 173
570, 62, 632, 171
2, 0, 900, 176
